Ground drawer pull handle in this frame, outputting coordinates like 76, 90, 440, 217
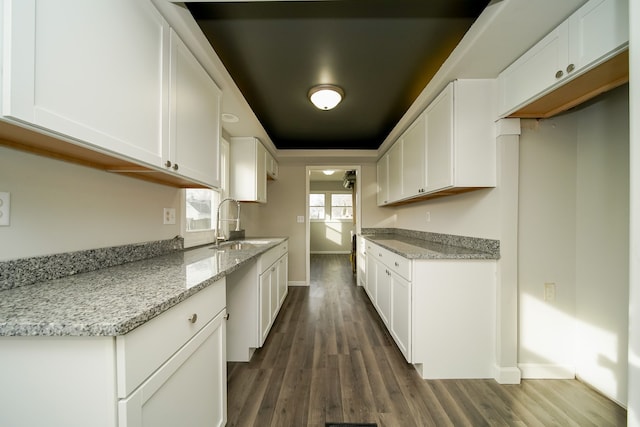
224, 313, 230, 320
566, 63, 575, 73
555, 70, 563, 79
395, 262, 399, 267
188, 313, 198, 324
165, 160, 172, 168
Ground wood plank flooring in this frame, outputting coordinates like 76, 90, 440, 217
226, 254, 626, 427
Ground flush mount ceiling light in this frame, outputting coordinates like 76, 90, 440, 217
221, 113, 239, 123
308, 84, 344, 111
322, 170, 336, 175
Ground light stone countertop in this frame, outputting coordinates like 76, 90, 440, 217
363, 234, 499, 260
0, 238, 286, 337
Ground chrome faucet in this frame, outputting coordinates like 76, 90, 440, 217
215, 198, 241, 246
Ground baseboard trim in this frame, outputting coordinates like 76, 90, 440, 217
288, 281, 308, 287
494, 365, 522, 384
519, 363, 575, 379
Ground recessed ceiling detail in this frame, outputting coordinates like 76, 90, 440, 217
188, 0, 490, 150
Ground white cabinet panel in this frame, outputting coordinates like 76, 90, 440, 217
376, 154, 389, 206
277, 255, 288, 307
168, 30, 221, 187
568, 0, 629, 69
2, 0, 169, 167
401, 113, 427, 198
387, 141, 403, 202
425, 84, 454, 193
497, 24, 569, 116
390, 271, 411, 360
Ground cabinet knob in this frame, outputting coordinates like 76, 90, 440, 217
566, 63, 575, 73
188, 313, 198, 324
173, 163, 179, 171
378, 253, 382, 257
555, 70, 564, 79
165, 160, 172, 168
395, 262, 399, 267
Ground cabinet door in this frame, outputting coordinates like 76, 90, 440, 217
277, 255, 288, 307
169, 30, 221, 188
497, 23, 569, 116
376, 154, 389, 206
425, 84, 454, 192
387, 142, 403, 202
401, 113, 427, 198
259, 268, 273, 345
375, 263, 391, 327
2, 0, 168, 166
390, 272, 411, 362
365, 251, 377, 300
568, 0, 629, 70
119, 311, 227, 427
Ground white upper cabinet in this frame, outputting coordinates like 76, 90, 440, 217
376, 79, 495, 206
229, 137, 267, 203
498, 0, 628, 117
1, 0, 169, 167
266, 150, 279, 180
1, 0, 223, 188
168, 29, 221, 188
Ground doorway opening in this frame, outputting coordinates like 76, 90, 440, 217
305, 166, 361, 285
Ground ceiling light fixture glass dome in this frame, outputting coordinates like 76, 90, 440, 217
308, 84, 344, 110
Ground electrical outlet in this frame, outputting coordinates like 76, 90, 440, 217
544, 282, 556, 302
426, 211, 431, 222
0, 192, 10, 226
163, 208, 176, 225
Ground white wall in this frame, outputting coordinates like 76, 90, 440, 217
0, 146, 181, 261
392, 188, 501, 238
518, 116, 578, 377
518, 85, 630, 406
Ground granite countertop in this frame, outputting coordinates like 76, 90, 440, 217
363, 234, 499, 260
0, 238, 286, 337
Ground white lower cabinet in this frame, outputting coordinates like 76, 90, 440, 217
118, 311, 227, 427
0, 278, 227, 427
226, 241, 288, 361
363, 240, 496, 379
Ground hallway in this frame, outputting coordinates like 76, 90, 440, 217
226, 255, 626, 426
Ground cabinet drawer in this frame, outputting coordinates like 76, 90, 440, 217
116, 278, 226, 398
367, 241, 411, 281
384, 250, 411, 282
258, 241, 287, 274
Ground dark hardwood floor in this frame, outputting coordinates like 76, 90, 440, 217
226, 254, 626, 427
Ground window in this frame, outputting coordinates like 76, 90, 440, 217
331, 193, 353, 220
186, 189, 219, 231
310, 191, 353, 221
309, 193, 326, 220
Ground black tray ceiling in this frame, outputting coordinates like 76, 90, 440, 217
188, 1, 490, 150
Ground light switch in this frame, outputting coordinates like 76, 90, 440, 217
0, 192, 10, 226
296, 215, 305, 223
